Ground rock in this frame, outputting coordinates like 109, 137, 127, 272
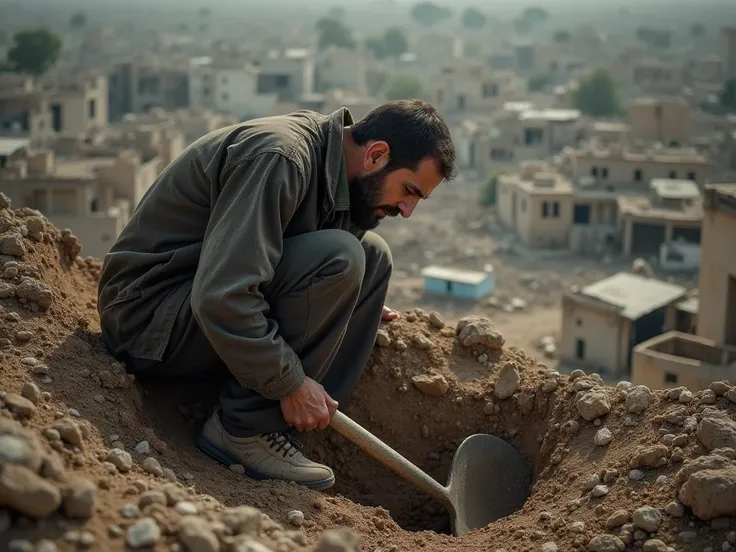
41, 454, 65, 480
679, 531, 698, 542
630, 445, 668, 468
698, 416, 736, 451
36, 539, 58, 552
142, 457, 163, 477
229, 464, 246, 475
583, 474, 600, 491
314, 528, 360, 552
413, 334, 433, 349
665, 501, 685, 517
394, 339, 407, 351
606, 510, 629, 528
494, 362, 521, 399
587, 535, 625, 552
134, 441, 151, 454
375, 330, 391, 348
175, 501, 198, 515
633, 506, 662, 532
591, 485, 609, 497
629, 469, 645, 481
163, 468, 177, 482
411, 374, 449, 397
120, 503, 140, 518
643, 540, 669, 552
139, 490, 166, 507
701, 389, 718, 405
0, 421, 44, 472
594, 428, 613, 446
8, 540, 32, 552
456, 316, 505, 349
126, 518, 161, 548
0, 233, 25, 256
62, 478, 97, 518
429, 312, 445, 329
232, 538, 274, 552
287, 509, 305, 527
541, 543, 557, 552
570, 521, 586, 532
0, 463, 62, 517
106, 449, 133, 473
577, 389, 611, 421
52, 418, 83, 448
679, 465, 736, 520
15, 279, 53, 311
542, 379, 558, 393
626, 385, 652, 413
20, 383, 40, 405
3, 393, 36, 418
179, 516, 220, 552
710, 381, 732, 396
220, 506, 262, 535
162, 483, 188, 506
679, 390, 694, 403
727, 388, 736, 404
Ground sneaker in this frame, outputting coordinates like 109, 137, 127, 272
196, 411, 335, 490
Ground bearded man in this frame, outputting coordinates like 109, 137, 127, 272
98, 100, 457, 490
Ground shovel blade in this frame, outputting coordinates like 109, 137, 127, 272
447, 434, 531, 536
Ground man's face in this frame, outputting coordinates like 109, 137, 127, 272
349, 150, 444, 231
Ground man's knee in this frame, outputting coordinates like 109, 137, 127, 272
361, 231, 392, 280
317, 230, 366, 287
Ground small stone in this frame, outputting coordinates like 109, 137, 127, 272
591, 485, 609, 498
456, 316, 505, 349
626, 385, 652, 413
587, 535, 625, 552
494, 362, 521, 399
102, 461, 117, 474
701, 389, 718, 405
219, 505, 262, 535
106, 449, 133, 472
606, 510, 629, 528
477, 353, 488, 363
20, 357, 38, 367
542, 379, 558, 393
577, 389, 611, 421
314, 529, 360, 552
411, 373, 449, 397
142, 457, 164, 477
679, 465, 736, 519
665, 501, 684, 517
679, 390, 694, 403
655, 475, 668, 484
20, 383, 40, 405
163, 468, 177, 482
375, 330, 391, 348
413, 334, 433, 349
633, 506, 662, 532
3, 393, 36, 418
582, 474, 600, 491
52, 418, 83, 448
126, 517, 161, 548
176, 501, 199, 515
698, 416, 736, 451
36, 539, 57, 552
710, 381, 732, 396
79, 532, 95, 547
63, 477, 97, 518
139, 490, 166, 507
179, 516, 219, 552
287, 509, 305, 527
570, 521, 586, 533
679, 531, 698, 542
394, 339, 407, 351
8, 539, 33, 552
108, 524, 124, 538
42, 429, 60, 444
541, 543, 557, 552
594, 428, 612, 446
642, 539, 668, 552
229, 464, 245, 475
429, 312, 445, 329
120, 503, 140, 518
134, 441, 151, 454
630, 445, 668, 468
0, 463, 62, 517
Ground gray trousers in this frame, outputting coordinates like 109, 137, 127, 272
122, 230, 391, 437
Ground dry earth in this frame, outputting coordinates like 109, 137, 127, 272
0, 195, 735, 552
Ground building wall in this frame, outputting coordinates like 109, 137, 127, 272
518, 193, 573, 248
316, 48, 368, 95
560, 297, 631, 379
697, 194, 736, 345
628, 99, 690, 146
572, 156, 708, 188
215, 68, 278, 119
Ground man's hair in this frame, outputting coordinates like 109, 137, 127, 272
351, 100, 458, 181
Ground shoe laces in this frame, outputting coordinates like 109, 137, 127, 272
262, 431, 303, 459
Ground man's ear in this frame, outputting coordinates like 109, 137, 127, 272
364, 141, 390, 171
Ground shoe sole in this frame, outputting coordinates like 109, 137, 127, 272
195, 435, 336, 491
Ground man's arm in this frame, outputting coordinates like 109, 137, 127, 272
191, 152, 306, 400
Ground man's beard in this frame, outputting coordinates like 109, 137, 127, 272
348, 168, 400, 231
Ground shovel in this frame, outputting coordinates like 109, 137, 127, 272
329, 411, 531, 537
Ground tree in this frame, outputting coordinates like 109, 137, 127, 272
480, 170, 504, 207
690, 23, 705, 38
528, 74, 551, 92
69, 12, 87, 28
572, 69, 622, 117
553, 30, 571, 43
721, 79, 736, 110
410, 2, 452, 27
316, 17, 356, 50
384, 73, 430, 101
366, 27, 408, 59
461, 7, 487, 30
7, 29, 62, 76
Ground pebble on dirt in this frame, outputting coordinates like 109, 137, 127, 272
594, 428, 613, 446
142, 457, 164, 477
0, 463, 61, 517
587, 534, 625, 552
178, 515, 220, 552
106, 448, 133, 472
411, 373, 449, 397
62, 477, 97, 518
577, 389, 611, 421
126, 517, 161, 548
632, 506, 662, 532
288, 509, 305, 527
494, 362, 521, 399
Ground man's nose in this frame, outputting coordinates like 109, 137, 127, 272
399, 198, 418, 218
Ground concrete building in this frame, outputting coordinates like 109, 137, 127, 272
315, 47, 368, 96
257, 49, 315, 102
720, 27, 736, 81
431, 65, 524, 118
45, 75, 108, 135
421, 265, 494, 300
0, 75, 55, 145
632, 184, 736, 389
561, 272, 688, 380
628, 97, 691, 146
108, 58, 190, 121
297, 90, 378, 122
414, 34, 463, 68
115, 107, 238, 147
188, 57, 279, 120
631, 60, 683, 96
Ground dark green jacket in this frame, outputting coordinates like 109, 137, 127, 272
98, 108, 359, 400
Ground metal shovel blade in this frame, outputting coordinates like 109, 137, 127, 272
446, 433, 532, 536
329, 411, 531, 537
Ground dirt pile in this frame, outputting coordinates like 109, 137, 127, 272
0, 196, 735, 552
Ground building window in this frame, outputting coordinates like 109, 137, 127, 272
576, 338, 586, 360
634, 169, 643, 181
524, 128, 544, 145
51, 103, 62, 132
576, 318, 583, 327
664, 372, 678, 384
574, 204, 591, 224
90, 199, 99, 212
88, 99, 96, 119
483, 83, 498, 97
687, 171, 696, 180
669, 170, 677, 179
445, 280, 453, 293
203, 87, 211, 96
542, 201, 549, 217
553, 201, 560, 217
591, 167, 598, 177
275, 75, 290, 87
0, 155, 7, 168
601, 167, 609, 179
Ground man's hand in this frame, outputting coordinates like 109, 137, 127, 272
382, 305, 400, 321
280, 377, 339, 431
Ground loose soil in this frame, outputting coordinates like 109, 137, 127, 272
0, 202, 735, 552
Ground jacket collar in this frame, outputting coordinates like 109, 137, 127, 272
323, 107, 354, 213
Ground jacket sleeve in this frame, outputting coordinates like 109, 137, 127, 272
191, 151, 307, 400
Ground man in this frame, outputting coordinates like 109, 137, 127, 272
98, 100, 457, 490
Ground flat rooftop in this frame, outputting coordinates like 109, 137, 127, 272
520, 109, 581, 122
651, 179, 700, 200
0, 137, 30, 157
617, 195, 703, 222
580, 272, 687, 320
421, 265, 491, 285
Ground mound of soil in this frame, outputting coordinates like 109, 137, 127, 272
1, 197, 735, 552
